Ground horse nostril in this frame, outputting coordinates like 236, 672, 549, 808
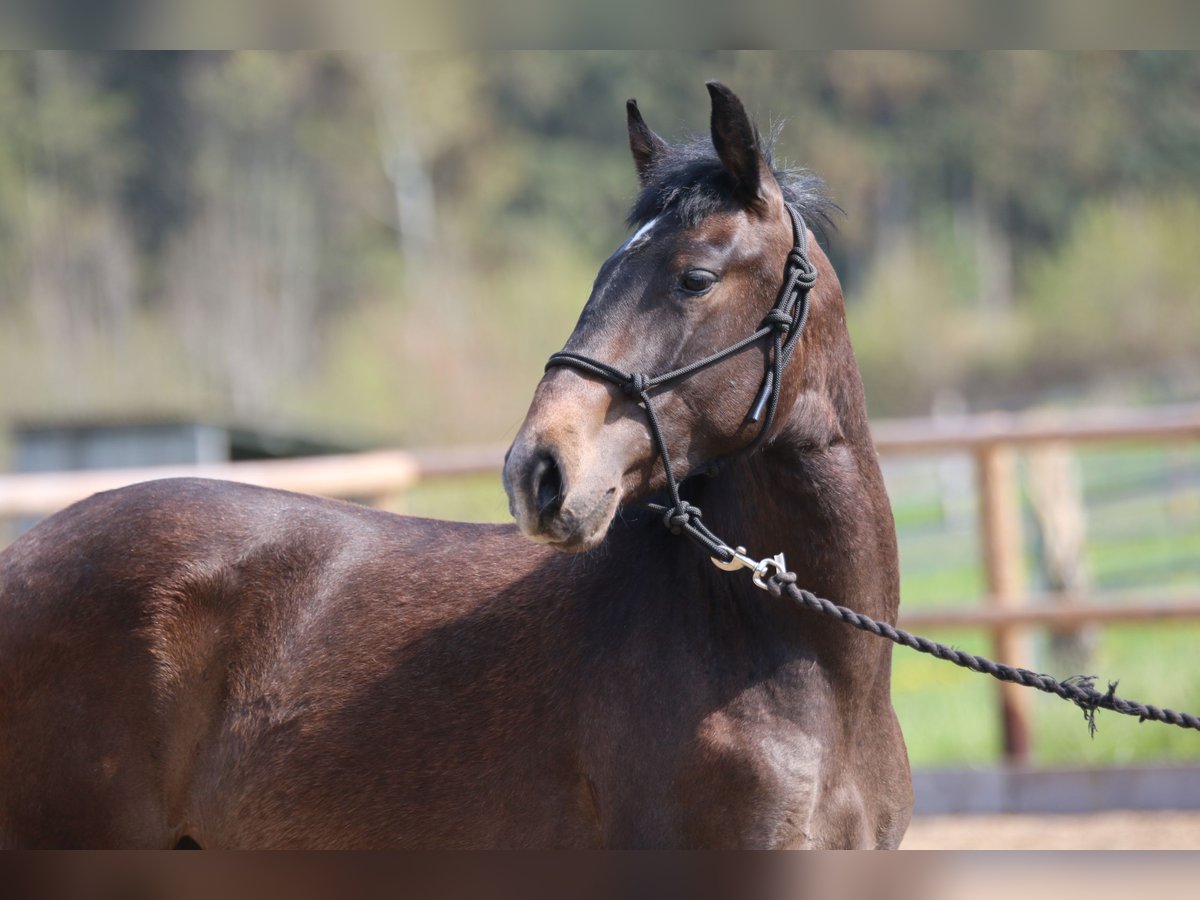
533, 453, 564, 517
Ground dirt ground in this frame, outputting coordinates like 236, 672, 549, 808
902, 810, 1200, 849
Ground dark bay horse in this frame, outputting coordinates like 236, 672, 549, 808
0, 83, 911, 848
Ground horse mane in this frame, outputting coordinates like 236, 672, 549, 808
626, 130, 838, 232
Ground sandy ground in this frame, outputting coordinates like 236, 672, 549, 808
902, 810, 1200, 849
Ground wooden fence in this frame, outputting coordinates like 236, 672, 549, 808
3, 403, 1200, 763
874, 405, 1200, 761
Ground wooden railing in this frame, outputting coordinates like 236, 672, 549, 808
3, 403, 1199, 762
875, 404, 1200, 761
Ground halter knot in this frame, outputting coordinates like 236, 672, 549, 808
624, 373, 650, 397
663, 503, 702, 534
760, 309, 793, 332
791, 256, 817, 290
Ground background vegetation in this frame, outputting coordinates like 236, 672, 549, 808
1, 52, 1199, 447
1, 52, 1197, 767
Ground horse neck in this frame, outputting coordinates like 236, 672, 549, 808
692, 278, 900, 631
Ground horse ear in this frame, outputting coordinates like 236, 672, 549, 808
706, 81, 774, 206
627, 98, 668, 186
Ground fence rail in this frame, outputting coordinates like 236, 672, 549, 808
4, 405, 1200, 520
903, 595, 1200, 630
3, 403, 1199, 762
0, 450, 423, 519
870, 403, 1200, 453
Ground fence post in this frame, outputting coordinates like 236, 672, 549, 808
1026, 441, 1094, 672
975, 442, 1032, 764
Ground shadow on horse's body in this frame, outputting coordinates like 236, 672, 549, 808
0, 83, 911, 848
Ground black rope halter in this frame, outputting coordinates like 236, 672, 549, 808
545, 204, 817, 564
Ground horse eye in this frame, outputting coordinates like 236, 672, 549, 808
680, 270, 718, 295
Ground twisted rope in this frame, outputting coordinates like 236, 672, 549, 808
765, 570, 1200, 734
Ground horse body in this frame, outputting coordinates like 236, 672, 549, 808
0, 82, 911, 848
0, 458, 907, 847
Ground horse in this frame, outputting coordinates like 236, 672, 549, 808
0, 82, 911, 848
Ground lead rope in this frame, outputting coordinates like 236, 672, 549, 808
547, 205, 1200, 736
764, 573, 1200, 735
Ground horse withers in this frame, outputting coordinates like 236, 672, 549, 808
0, 82, 911, 848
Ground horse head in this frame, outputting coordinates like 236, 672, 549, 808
504, 82, 833, 552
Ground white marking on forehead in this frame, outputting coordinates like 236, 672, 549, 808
616, 216, 659, 255
629, 216, 659, 246
592, 216, 659, 307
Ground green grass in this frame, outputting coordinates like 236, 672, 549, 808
889, 444, 1200, 766
405, 473, 511, 524
891, 622, 1200, 767
403, 444, 1200, 768
1032, 622, 1200, 766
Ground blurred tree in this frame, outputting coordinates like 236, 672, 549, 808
1, 51, 1199, 437
358, 54, 437, 291
101, 51, 197, 263
163, 53, 326, 417
0, 52, 138, 408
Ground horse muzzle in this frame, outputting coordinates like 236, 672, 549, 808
507, 364, 662, 551
503, 433, 621, 553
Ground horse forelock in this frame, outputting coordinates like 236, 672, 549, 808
625, 134, 838, 234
